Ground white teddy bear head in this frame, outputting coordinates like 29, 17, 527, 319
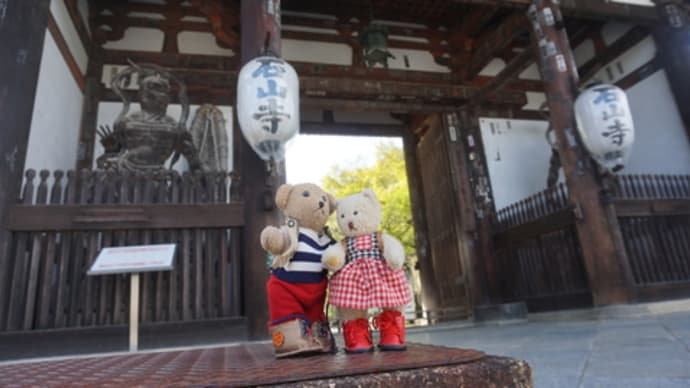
335, 189, 382, 238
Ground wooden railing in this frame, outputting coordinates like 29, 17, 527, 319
0, 169, 244, 332
493, 174, 690, 309
611, 174, 690, 292
611, 174, 690, 199
495, 183, 569, 231
493, 183, 589, 310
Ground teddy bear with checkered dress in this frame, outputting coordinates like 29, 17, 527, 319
321, 189, 411, 353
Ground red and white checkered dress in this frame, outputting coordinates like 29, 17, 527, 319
329, 233, 411, 309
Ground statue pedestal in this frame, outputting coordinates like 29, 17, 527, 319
0, 343, 532, 387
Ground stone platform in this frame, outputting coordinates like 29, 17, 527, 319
0, 343, 531, 387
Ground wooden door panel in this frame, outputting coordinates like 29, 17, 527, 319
418, 115, 471, 319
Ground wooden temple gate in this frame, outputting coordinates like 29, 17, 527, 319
2, 0, 690, 341
0, 170, 244, 332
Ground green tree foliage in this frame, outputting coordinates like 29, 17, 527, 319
321, 142, 415, 258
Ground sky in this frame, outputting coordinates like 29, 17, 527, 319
285, 134, 403, 185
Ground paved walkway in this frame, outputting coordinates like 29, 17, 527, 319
408, 299, 690, 388
2, 299, 689, 387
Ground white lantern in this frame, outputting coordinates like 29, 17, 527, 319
574, 83, 635, 172
237, 56, 299, 162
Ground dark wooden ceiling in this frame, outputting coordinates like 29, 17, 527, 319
84, 0, 658, 114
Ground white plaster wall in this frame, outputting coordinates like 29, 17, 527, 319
478, 58, 507, 77
50, 0, 88, 73
94, 103, 234, 172
387, 48, 450, 72
25, 32, 83, 173
478, 118, 551, 210
587, 36, 656, 84
281, 39, 352, 65
623, 70, 690, 175
103, 27, 165, 52
519, 63, 541, 80
523, 92, 547, 111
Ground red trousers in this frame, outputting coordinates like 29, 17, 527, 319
266, 275, 328, 325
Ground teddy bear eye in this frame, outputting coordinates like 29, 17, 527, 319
302, 191, 310, 197
340, 214, 345, 218
353, 211, 358, 215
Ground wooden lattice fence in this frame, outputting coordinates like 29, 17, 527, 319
493, 183, 590, 310
611, 174, 690, 290
0, 169, 244, 332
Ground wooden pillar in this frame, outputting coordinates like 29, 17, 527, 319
0, 0, 52, 323
239, 0, 284, 339
402, 128, 438, 314
653, 1, 690, 144
527, 0, 633, 305
76, 48, 104, 171
457, 109, 498, 305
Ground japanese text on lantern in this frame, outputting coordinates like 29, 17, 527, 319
251, 58, 291, 134
592, 86, 630, 148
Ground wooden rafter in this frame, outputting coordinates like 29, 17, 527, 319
449, 0, 658, 22
469, 48, 535, 104
578, 25, 651, 84
465, 12, 529, 80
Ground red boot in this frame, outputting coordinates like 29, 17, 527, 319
374, 310, 406, 351
342, 318, 374, 353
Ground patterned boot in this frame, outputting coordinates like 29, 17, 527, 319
342, 318, 374, 353
373, 310, 407, 351
269, 319, 322, 358
311, 321, 337, 353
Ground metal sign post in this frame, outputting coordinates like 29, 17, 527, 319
129, 273, 140, 352
88, 244, 176, 352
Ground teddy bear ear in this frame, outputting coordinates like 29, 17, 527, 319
275, 184, 293, 210
327, 193, 337, 215
361, 189, 379, 205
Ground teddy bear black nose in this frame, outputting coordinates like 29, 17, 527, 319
318, 201, 324, 208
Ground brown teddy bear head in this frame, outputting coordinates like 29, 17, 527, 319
335, 189, 382, 238
275, 183, 336, 232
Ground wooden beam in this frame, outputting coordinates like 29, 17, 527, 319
470, 48, 534, 104
47, 12, 85, 92
64, 0, 91, 52
467, 12, 530, 80
239, 0, 282, 341
301, 97, 460, 113
299, 76, 527, 106
300, 122, 403, 137
578, 26, 650, 84
402, 127, 437, 316
5, 203, 245, 231
451, 0, 658, 23
653, 0, 690, 145
76, 49, 104, 170
613, 199, 690, 217
615, 56, 661, 90
0, 0, 51, 335
457, 109, 501, 303
528, 0, 634, 305
494, 207, 576, 246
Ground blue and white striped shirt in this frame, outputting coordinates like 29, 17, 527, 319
272, 228, 335, 283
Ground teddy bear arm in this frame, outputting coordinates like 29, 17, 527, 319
381, 233, 405, 270
260, 225, 291, 256
321, 243, 346, 272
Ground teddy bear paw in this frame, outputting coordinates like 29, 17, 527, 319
322, 245, 346, 272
